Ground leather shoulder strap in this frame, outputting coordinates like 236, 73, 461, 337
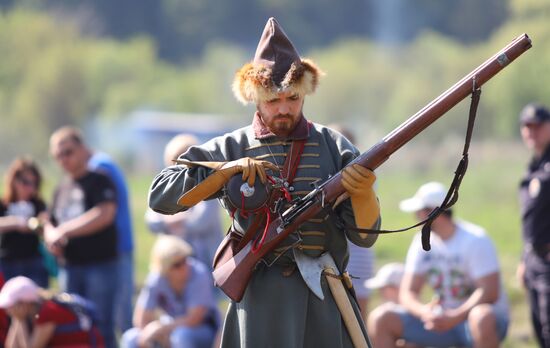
236, 138, 306, 250
282, 139, 306, 185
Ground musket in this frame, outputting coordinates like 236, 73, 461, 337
213, 33, 532, 302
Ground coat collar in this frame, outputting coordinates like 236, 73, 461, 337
530, 144, 550, 171
252, 112, 310, 140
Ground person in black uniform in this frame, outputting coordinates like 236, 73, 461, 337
518, 103, 550, 348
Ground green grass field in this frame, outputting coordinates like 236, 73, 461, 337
129, 141, 536, 347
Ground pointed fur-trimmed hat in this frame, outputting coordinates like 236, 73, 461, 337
232, 17, 323, 104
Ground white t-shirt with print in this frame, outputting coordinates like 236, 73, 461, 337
405, 220, 509, 317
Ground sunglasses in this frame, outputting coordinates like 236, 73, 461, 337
170, 258, 187, 269
16, 177, 37, 188
54, 148, 75, 160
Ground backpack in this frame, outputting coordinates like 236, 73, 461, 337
51, 293, 101, 346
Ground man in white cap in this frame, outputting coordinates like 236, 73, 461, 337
368, 182, 509, 348
149, 17, 380, 348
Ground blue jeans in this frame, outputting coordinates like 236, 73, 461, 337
116, 251, 134, 333
121, 324, 216, 348
58, 259, 118, 348
0, 256, 49, 288
397, 307, 509, 347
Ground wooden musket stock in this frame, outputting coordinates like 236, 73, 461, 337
213, 33, 532, 302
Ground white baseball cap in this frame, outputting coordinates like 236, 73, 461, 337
399, 181, 446, 213
0, 276, 40, 308
364, 263, 404, 289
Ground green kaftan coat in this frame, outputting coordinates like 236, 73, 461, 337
149, 114, 379, 348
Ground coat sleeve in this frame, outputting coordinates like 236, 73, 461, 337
327, 128, 380, 248
148, 137, 229, 215
339, 200, 380, 247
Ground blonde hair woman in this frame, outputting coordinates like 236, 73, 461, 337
121, 235, 219, 348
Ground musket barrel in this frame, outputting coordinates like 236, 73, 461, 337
383, 33, 531, 155
322, 33, 531, 202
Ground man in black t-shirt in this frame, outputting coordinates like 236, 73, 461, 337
45, 127, 118, 348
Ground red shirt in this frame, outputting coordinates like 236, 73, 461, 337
0, 273, 8, 345
34, 300, 104, 347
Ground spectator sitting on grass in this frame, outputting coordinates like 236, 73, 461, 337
121, 235, 219, 348
368, 182, 509, 348
0, 276, 103, 347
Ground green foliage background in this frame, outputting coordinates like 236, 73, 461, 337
0, 0, 549, 164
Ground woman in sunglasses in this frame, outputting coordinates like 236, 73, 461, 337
0, 157, 49, 288
121, 235, 220, 348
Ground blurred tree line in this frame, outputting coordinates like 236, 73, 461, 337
0, 0, 548, 164
0, 0, 508, 62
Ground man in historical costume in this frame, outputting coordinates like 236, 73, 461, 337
149, 17, 380, 348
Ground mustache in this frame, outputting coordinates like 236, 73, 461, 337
274, 114, 292, 119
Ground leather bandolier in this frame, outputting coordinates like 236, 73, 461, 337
212, 139, 306, 271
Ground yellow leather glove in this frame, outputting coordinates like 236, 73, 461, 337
341, 164, 380, 232
177, 157, 279, 207
223, 157, 280, 186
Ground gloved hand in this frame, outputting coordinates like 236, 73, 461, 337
178, 157, 278, 207
341, 164, 380, 230
220, 157, 279, 187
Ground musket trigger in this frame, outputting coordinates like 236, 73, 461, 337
272, 197, 283, 214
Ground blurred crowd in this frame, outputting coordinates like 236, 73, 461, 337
0, 127, 223, 348
0, 102, 549, 348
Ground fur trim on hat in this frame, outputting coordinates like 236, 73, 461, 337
232, 59, 323, 105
